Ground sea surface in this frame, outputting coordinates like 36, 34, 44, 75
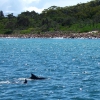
0, 38, 100, 100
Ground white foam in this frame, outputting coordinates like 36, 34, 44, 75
18, 78, 26, 80
53, 37, 64, 39
18, 78, 31, 81
0, 81, 10, 84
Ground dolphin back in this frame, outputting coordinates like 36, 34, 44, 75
30, 73, 46, 80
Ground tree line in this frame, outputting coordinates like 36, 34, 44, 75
0, 0, 100, 34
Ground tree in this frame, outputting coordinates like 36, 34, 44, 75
6, 13, 14, 20
17, 15, 30, 29
0, 11, 4, 19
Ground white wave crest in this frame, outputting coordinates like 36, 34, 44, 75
0, 81, 10, 84
18, 78, 31, 81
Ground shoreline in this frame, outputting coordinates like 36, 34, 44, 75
0, 32, 100, 39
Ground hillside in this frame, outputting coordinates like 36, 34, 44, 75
0, 0, 100, 36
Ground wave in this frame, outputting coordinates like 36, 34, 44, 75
52, 37, 64, 39
18, 78, 31, 81
0, 81, 10, 84
0, 78, 28, 84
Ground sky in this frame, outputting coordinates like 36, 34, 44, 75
0, 0, 92, 16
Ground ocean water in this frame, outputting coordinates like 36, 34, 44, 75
0, 38, 100, 100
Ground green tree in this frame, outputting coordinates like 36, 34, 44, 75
17, 15, 30, 29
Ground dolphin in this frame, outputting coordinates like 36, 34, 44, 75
24, 79, 27, 84
29, 73, 46, 80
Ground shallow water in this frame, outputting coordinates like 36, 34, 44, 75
0, 38, 100, 100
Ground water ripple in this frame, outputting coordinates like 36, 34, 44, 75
0, 38, 100, 99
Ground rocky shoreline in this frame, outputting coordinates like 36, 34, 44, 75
0, 31, 100, 38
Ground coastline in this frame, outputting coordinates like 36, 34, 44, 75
0, 31, 100, 39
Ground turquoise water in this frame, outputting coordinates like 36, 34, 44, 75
0, 38, 100, 100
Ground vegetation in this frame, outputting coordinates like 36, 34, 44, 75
0, 0, 100, 35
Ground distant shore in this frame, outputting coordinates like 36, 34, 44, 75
0, 31, 100, 38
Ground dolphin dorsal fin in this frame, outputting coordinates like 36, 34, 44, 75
31, 73, 38, 78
